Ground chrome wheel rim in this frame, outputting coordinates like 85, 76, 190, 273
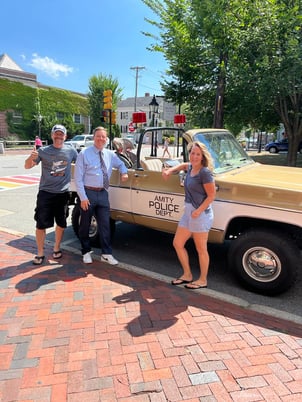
242, 247, 281, 282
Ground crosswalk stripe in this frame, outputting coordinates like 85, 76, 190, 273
0, 176, 40, 184
0, 181, 23, 188
0, 174, 40, 191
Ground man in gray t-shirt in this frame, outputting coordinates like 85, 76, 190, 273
25, 124, 77, 265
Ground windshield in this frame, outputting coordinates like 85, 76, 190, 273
192, 131, 254, 173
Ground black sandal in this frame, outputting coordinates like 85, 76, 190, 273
171, 278, 192, 286
53, 250, 62, 259
33, 256, 45, 265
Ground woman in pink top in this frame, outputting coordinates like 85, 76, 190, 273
35, 136, 42, 149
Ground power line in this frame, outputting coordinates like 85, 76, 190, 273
145, 67, 165, 79
130, 66, 145, 111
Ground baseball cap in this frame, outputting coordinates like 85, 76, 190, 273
51, 124, 67, 135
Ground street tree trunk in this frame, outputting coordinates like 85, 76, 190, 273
213, 52, 227, 129
277, 95, 302, 167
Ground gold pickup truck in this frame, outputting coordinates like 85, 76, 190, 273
70, 128, 302, 295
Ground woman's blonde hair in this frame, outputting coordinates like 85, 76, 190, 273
187, 141, 214, 171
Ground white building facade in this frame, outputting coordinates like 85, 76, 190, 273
117, 93, 176, 136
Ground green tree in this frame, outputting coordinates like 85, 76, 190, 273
142, 0, 231, 128
222, 0, 302, 165
142, 0, 302, 166
87, 74, 122, 139
142, 0, 210, 127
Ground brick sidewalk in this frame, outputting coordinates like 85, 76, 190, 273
0, 230, 301, 401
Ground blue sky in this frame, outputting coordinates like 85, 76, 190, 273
2, 0, 167, 99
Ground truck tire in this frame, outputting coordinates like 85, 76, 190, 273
71, 203, 100, 247
71, 203, 116, 247
228, 229, 298, 295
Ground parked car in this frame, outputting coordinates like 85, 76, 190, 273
65, 134, 93, 152
264, 139, 302, 153
66, 134, 109, 151
70, 127, 302, 295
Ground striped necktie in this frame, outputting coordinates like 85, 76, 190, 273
99, 151, 109, 189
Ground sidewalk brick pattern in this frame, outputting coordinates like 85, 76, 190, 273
0, 231, 301, 401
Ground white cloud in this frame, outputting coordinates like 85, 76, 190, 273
29, 53, 74, 79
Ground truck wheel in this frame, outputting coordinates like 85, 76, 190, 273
228, 229, 298, 295
71, 203, 100, 247
71, 203, 116, 247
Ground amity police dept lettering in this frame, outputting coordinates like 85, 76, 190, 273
149, 195, 180, 217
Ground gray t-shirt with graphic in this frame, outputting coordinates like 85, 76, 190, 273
184, 165, 214, 209
35, 144, 78, 193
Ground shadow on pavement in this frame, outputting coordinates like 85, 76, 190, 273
2, 233, 302, 338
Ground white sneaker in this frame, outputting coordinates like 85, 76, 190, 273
83, 251, 93, 264
101, 254, 118, 265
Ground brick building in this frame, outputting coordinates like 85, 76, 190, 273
0, 53, 89, 139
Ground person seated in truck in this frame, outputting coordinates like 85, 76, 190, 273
113, 138, 135, 168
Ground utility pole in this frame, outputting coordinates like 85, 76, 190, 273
130, 66, 145, 111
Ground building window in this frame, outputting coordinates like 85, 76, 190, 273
73, 114, 81, 124
56, 112, 64, 120
121, 112, 129, 120
12, 110, 23, 125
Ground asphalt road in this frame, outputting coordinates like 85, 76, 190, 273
1, 151, 301, 324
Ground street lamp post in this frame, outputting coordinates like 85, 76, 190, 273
38, 114, 42, 138
149, 95, 159, 156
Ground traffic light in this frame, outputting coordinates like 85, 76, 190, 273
101, 110, 109, 123
111, 111, 116, 125
103, 89, 112, 110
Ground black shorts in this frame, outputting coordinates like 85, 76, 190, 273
34, 190, 69, 229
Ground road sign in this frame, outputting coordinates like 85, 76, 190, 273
128, 122, 135, 132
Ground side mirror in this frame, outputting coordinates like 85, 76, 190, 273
179, 170, 185, 186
